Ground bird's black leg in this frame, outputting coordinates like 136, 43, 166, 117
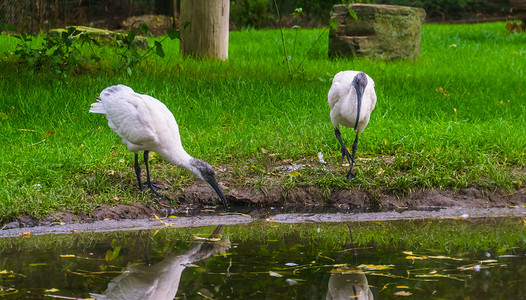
143, 151, 163, 198
134, 153, 144, 192
346, 132, 360, 182
335, 127, 352, 166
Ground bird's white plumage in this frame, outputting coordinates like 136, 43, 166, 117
328, 71, 377, 133
90, 85, 229, 209
90, 84, 191, 166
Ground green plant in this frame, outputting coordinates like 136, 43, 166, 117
2, 23, 180, 77
8, 26, 100, 75
112, 22, 181, 76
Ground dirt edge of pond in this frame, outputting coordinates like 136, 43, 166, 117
4, 184, 525, 230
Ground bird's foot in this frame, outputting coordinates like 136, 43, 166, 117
147, 181, 170, 191
142, 181, 164, 198
345, 169, 356, 182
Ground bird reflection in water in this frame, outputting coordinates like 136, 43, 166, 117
326, 224, 374, 300
91, 225, 230, 300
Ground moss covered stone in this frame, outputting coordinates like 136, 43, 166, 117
49, 26, 149, 49
329, 4, 426, 61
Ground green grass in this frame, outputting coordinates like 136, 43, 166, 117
0, 22, 525, 222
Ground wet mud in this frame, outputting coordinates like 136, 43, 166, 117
1, 205, 525, 238
1, 182, 525, 238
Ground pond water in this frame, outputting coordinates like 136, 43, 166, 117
0, 217, 525, 299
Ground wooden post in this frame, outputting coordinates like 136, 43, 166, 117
179, 0, 229, 60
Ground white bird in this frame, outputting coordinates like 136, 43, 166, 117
328, 71, 377, 181
90, 84, 228, 210
91, 225, 230, 300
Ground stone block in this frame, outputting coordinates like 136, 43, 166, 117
329, 4, 426, 60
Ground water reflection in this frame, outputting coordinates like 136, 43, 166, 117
91, 225, 229, 300
326, 225, 373, 300
327, 267, 373, 300
0, 218, 524, 299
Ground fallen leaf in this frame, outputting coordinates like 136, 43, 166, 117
331, 268, 364, 274
358, 264, 395, 270
394, 291, 412, 296
269, 271, 282, 277
428, 255, 464, 261
154, 214, 176, 226
220, 212, 250, 217
193, 236, 220, 242
288, 170, 301, 177
29, 263, 47, 267
406, 255, 428, 260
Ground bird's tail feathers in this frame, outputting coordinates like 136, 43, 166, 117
89, 100, 106, 114
100, 84, 134, 98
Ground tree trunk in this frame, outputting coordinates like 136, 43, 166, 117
179, 0, 229, 60
155, 0, 173, 15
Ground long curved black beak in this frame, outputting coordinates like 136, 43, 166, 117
352, 72, 367, 131
206, 176, 229, 211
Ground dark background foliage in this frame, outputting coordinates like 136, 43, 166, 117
0, 0, 517, 33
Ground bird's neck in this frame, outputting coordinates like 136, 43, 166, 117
158, 145, 194, 169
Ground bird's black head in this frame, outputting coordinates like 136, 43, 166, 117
190, 158, 229, 211
351, 72, 368, 131
352, 72, 368, 95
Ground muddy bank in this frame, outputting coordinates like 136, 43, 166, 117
226, 185, 526, 210
2, 182, 525, 233
1, 206, 525, 238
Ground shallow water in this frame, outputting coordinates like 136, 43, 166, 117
0, 217, 525, 299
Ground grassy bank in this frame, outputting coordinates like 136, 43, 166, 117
0, 22, 525, 222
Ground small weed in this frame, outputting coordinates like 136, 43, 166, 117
273, 2, 345, 78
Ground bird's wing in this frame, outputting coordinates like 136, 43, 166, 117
328, 81, 344, 111
366, 77, 377, 113
98, 85, 160, 149
328, 71, 358, 110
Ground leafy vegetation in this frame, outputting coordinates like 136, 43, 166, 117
229, 0, 511, 28
1, 23, 180, 76
0, 22, 525, 222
